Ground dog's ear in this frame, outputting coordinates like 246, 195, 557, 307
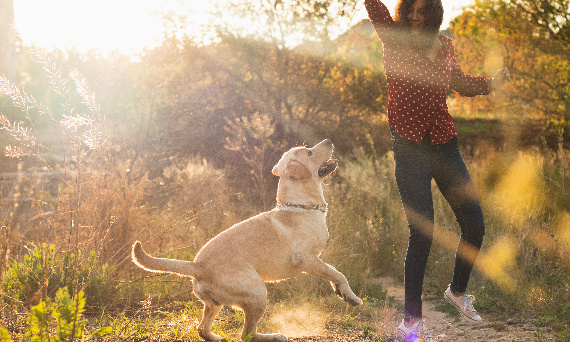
285, 160, 312, 180
272, 151, 289, 177
272, 163, 280, 177
273, 153, 285, 177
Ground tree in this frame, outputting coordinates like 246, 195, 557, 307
449, 0, 570, 121
200, 0, 369, 140
209, 0, 362, 49
197, 35, 387, 152
513, 0, 570, 54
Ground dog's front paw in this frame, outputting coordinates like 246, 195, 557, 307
346, 295, 363, 306
330, 281, 363, 306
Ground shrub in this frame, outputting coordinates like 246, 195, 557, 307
2, 243, 116, 310
543, 118, 570, 151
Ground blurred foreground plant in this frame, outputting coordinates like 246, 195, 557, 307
0, 287, 111, 342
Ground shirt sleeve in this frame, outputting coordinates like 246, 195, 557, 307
449, 44, 492, 97
364, 0, 397, 45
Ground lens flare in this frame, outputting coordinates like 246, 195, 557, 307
491, 153, 544, 226
558, 212, 570, 266
477, 235, 518, 291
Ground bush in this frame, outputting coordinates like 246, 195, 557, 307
2, 244, 116, 310
543, 118, 570, 151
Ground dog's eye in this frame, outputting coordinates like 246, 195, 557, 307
307, 149, 313, 156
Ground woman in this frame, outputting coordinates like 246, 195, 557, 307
364, 0, 510, 340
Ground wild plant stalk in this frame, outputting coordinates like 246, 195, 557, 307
224, 112, 276, 211
0, 79, 44, 158
556, 126, 565, 189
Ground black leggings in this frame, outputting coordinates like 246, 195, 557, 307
393, 133, 485, 321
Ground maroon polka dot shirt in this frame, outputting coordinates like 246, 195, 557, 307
365, 0, 492, 145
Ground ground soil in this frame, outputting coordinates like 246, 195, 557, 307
291, 277, 557, 342
2, 277, 557, 341
373, 277, 555, 342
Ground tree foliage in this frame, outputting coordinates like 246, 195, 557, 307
135, 33, 387, 179
449, 0, 570, 121
209, 0, 362, 48
6, 0, 569, 214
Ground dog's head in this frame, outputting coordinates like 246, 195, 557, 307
272, 139, 337, 181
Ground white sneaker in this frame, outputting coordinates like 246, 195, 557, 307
397, 319, 436, 342
444, 285, 482, 322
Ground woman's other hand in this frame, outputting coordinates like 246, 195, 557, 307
490, 67, 510, 91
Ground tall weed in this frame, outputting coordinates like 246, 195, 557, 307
148, 155, 236, 253
224, 112, 279, 212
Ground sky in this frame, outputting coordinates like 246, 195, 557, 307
13, 0, 475, 56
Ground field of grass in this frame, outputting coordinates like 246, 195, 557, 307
1, 129, 569, 341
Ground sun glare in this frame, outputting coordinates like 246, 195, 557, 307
491, 153, 545, 225
477, 235, 518, 291
13, 0, 475, 56
13, 0, 212, 55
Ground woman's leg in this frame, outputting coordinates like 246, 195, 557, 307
393, 136, 435, 321
433, 139, 485, 294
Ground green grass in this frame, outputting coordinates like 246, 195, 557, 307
1, 119, 569, 340
82, 291, 396, 341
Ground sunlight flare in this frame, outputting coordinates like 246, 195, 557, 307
477, 235, 518, 291
558, 212, 570, 266
491, 153, 544, 226
13, 0, 476, 55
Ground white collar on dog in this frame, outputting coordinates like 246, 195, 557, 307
276, 202, 328, 213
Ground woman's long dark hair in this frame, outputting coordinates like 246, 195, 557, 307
394, 0, 444, 50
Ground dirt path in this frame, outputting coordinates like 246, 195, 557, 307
376, 277, 555, 342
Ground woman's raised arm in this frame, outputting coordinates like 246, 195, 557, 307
364, 0, 396, 44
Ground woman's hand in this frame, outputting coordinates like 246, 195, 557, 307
490, 67, 510, 91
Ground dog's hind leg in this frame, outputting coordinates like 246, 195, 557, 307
239, 286, 287, 342
197, 301, 223, 341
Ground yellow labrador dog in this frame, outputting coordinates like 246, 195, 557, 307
132, 139, 362, 342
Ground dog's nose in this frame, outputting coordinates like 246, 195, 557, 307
313, 139, 333, 150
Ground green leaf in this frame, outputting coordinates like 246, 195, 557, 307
89, 326, 113, 338
0, 327, 13, 342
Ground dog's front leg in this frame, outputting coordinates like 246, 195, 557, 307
301, 256, 363, 306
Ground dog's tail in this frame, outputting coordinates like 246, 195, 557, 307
131, 241, 199, 278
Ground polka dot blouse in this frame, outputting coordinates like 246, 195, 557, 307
365, 0, 492, 145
